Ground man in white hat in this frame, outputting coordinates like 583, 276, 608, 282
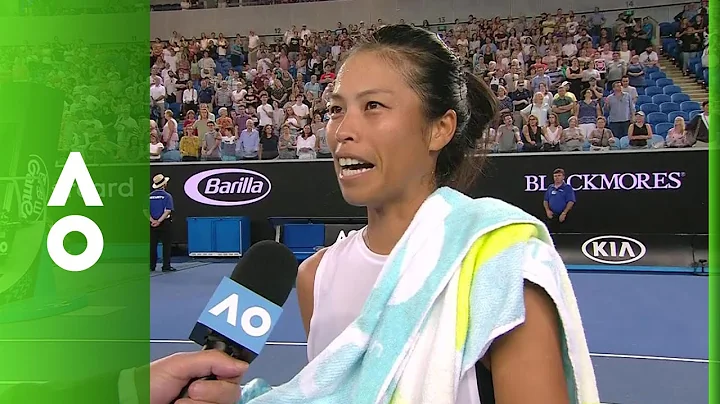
150, 173, 175, 272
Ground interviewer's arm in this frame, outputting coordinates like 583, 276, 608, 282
487, 281, 570, 404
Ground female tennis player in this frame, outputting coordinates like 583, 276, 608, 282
291, 25, 597, 404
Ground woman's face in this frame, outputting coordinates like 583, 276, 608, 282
326, 51, 438, 207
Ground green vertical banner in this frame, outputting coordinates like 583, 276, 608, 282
710, 1, 719, 403
0, 1, 150, 403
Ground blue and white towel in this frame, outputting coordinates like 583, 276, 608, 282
241, 187, 599, 404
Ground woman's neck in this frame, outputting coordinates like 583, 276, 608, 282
365, 186, 435, 256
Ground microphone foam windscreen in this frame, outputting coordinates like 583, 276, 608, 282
230, 240, 299, 307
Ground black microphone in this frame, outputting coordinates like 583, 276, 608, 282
176, 240, 298, 400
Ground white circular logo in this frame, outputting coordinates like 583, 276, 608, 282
240, 306, 272, 337
46, 215, 104, 272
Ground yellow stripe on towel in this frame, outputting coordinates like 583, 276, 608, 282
455, 224, 539, 351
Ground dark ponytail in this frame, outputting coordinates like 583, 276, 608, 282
350, 25, 498, 192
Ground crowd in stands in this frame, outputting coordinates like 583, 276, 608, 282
147, 2, 710, 163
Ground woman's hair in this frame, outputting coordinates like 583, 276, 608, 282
349, 24, 497, 192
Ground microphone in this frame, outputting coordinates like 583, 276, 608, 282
176, 240, 299, 400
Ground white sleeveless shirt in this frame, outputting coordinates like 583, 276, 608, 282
307, 228, 481, 404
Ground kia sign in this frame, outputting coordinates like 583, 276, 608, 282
581, 235, 647, 265
184, 168, 272, 206
525, 171, 685, 192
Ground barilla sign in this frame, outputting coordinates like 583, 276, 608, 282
184, 168, 272, 206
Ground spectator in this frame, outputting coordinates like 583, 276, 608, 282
551, 82, 576, 128
495, 113, 523, 153
626, 55, 645, 88
521, 114, 544, 152
259, 125, 279, 160
627, 111, 654, 149
521, 92, 550, 128
576, 88, 602, 139
686, 100, 710, 147
201, 120, 221, 161
150, 76, 167, 127
296, 124, 317, 159
638, 44, 659, 67
560, 116, 584, 151
278, 124, 296, 160
620, 76, 638, 102
219, 126, 238, 161
588, 116, 616, 151
543, 113, 562, 151
543, 168, 576, 233
150, 132, 164, 161
182, 83, 198, 116
604, 81, 635, 139
237, 119, 260, 160
510, 81, 531, 126
666, 117, 690, 148
161, 110, 179, 160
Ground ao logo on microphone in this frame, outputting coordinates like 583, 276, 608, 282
198, 277, 283, 354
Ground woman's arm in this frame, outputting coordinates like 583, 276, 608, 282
297, 249, 327, 336
627, 123, 635, 139
487, 281, 570, 404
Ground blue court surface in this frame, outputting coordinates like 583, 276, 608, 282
151, 262, 709, 404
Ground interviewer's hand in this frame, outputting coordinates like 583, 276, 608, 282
150, 350, 247, 404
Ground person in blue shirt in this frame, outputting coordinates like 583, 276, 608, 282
150, 173, 176, 272
543, 168, 576, 233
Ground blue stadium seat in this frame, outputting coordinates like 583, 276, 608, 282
670, 93, 690, 103
647, 112, 668, 125
636, 95, 652, 106
644, 78, 657, 88
619, 136, 630, 149
681, 101, 701, 112
659, 102, 680, 113
645, 66, 660, 75
654, 123, 673, 138
640, 103, 659, 114
655, 78, 674, 87
645, 86, 663, 97
651, 134, 665, 147
651, 94, 671, 104
667, 110, 689, 122
649, 72, 666, 80
282, 224, 325, 260
689, 110, 703, 120
663, 85, 681, 95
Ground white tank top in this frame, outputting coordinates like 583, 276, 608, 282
307, 228, 481, 404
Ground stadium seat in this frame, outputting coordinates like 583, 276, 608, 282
654, 123, 673, 137
651, 94, 671, 104
645, 86, 663, 97
655, 78, 674, 87
651, 134, 665, 147
671, 93, 690, 103
663, 85, 681, 95
636, 95, 652, 106
645, 66, 660, 75
644, 78, 657, 88
681, 101, 702, 112
647, 112, 668, 125
282, 224, 325, 260
689, 110, 703, 120
659, 102, 680, 113
619, 136, 630, 149
640, 103, 659, 114
649, 72, 666, 80
668, 110, 689, 122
